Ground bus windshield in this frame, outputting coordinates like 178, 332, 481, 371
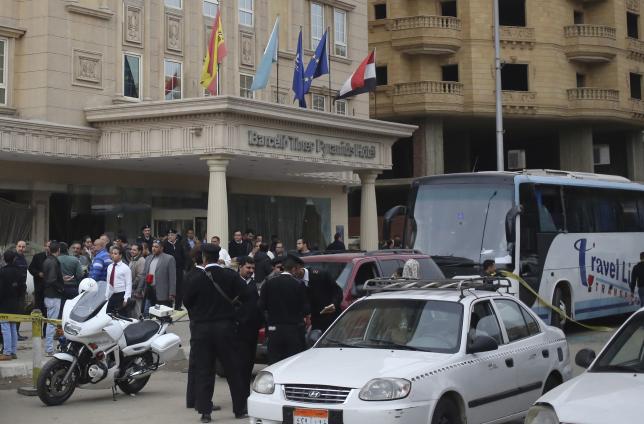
410, 183, 514, 264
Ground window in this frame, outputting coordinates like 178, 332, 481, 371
312, 93, 326, 111
165, 0, 182, 9
574, 11, 584, 25
470, 301, 502, 345
123, 54, 141, 99
311, 2, 325, 48
593, 144, 610, 166
334, 9, 347, 57
576, 73, 586, 88
374, 4, 387, 20
631, 72, 642, 100
520, 306, 541, 336
376, 65, 388, 86
203, 0, 218, 17
352, 262, 377, 296
0, 38, 6, 105
535, 185, 565, 232
628, 12, 639, 39
164, 60, 182, 100
239, 0, 253, 27
441, 64, 459, 82
564, 187, 597, 233
501, 64, 529, 91
335, 99, 347, 115
499, 0, 526, 27
379, 259, 402, 278
417, 258, 445, 279
240, 74, 254, 98
441, 1, 457, 18
494, 299, 531, 342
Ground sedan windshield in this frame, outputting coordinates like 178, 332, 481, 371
317, 299, 463, 353
592, 312, 644, 373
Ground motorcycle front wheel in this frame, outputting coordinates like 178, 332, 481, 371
37, 358, 77, 406
117, 352, 153, 395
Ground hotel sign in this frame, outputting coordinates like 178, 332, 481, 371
247, 130, 376, 160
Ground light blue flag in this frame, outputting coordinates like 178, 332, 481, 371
250, 17, 280, 91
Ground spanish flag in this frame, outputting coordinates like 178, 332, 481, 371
201, 8, 227, 95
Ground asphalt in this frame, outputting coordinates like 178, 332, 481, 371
0, 314, 628, 424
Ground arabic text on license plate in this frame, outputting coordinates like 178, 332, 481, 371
293, 408, 329, 424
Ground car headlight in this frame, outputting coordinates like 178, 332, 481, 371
252, 371, 275, 394
525, 404, 560, 424
64, 322, 80, 336
359, 378, 411, 401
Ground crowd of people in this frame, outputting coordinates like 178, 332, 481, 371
0, 226, 347, 422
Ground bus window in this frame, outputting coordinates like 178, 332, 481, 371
564, 187, 596, 233
593, 192, 621, 232
619, 191, 643, 232
638, 198, 644, 230
519, 183, 539, 255
535, 185, 565, 232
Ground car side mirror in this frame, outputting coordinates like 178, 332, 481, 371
306, 329, 323, 348
505, 205, 523, 244
467, 335, 499, 354
575, 348, 596, 369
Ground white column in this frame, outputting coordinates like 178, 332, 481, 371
357, 170, 380, 251
203, 156, 230, 246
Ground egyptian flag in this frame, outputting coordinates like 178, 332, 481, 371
336, 50, 376, 100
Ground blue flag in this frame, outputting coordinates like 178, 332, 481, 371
292, 29, 306, 108
304, 30, 329, 93
251, 17, 280, 91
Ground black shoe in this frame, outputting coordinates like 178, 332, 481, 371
200, 414, 212, 423
17, 335, 27, 341
235, 412, 248, 419
212, 405, 221, 411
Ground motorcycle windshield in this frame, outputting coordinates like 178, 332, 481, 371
69, 281, 108, 322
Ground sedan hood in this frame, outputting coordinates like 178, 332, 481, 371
540, 372, 644, 424
268, 347, 449, 388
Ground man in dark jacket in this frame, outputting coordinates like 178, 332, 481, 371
259, 254, 311, 364
630, 252, 644, 305
0, 251, 27, 360
14, 240, 28, 341
307, 269, 343, 332
326, 233, 346, 251
183, 244, 249, 422
28, 240, 50, 315
237, 257, 263, 394
163, 229, 187, 310
228, 230, 252, 260
43, 242, 64, 356
253, 243, 273, 284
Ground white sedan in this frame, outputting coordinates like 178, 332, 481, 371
248, 279, 572, 424
526, 307, 644, 424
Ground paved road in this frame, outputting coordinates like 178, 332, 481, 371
0, 314, 628, 424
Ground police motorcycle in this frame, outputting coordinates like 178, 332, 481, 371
37, 278, 182, 406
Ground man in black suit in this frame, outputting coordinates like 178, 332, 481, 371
259, 254, 311, 364
28, 240, 51, 336
183, 244, 248, 422
228, 230, 252, 261
237, 257, 263, 395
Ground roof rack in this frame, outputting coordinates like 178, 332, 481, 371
363, 276, 512, 298
364, 249, 424, 256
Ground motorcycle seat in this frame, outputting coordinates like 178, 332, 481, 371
124, 320, 160, 346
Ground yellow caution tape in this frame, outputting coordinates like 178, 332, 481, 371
0, 312, 62, 326
500, 271, 614, 332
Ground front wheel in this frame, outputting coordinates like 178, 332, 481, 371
37, 358, 77, 406
117, 352, 153, 394
431, 397, 462, 424
551, 285, 570, 330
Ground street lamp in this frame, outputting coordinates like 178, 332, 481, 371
494, 0, 505, 171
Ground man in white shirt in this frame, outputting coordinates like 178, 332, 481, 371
106, 246, 132, 314
211, 236, 232, 267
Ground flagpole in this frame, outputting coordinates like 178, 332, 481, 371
327, 26, 332, 108
373, 47, 377, 119
276, 15, 280, 103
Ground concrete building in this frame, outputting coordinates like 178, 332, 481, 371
366, 0, 644, 222
0, 0, 414, 251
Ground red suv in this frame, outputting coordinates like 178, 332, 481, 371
302, 250, 445, 310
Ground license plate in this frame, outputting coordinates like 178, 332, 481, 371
293, 408, 329, 424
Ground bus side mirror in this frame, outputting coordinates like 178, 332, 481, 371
505, 205, 523, 244
383, 205, 407, 242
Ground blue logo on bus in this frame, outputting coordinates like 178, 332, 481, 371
574, 238, 594, 287
575, 238, 632, 290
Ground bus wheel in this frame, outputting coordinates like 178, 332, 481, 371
551, 285, 570, 330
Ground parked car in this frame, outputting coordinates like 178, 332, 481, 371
248, 277, 572, 424
525, 307, 644, 424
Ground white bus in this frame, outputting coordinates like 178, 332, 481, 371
385, 170, 644, 328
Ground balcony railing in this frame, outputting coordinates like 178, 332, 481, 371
393, 81, 463, 96
391, 16, 461, 31
628, 37, 644, 61
564, 24, 616, 39
567, 87, 619, 101
389, 16, 462, 55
